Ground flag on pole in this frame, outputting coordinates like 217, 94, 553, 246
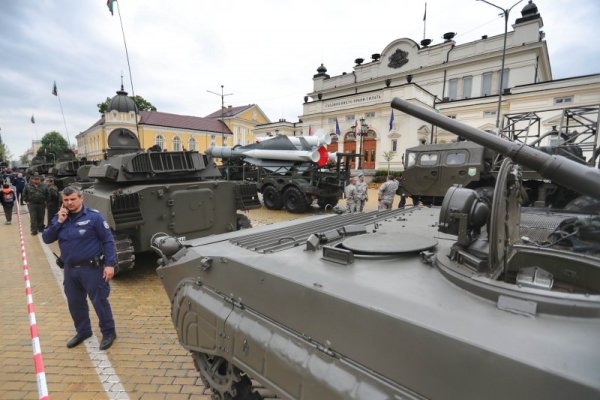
335, 118, 341, 136
31, 115, 35, 124
389, 110, 395, 132
52, 81, 58, 96
423, 2, 427, 21
308, 125, 313, 136
354, 120, 359, 136
107, 0, 115, 15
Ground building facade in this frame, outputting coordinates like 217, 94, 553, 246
298, 1, 598, 172
77, 87, 269, 160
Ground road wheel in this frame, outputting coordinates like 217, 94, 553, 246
283, 186, 309, 213
261, 186, 283, 210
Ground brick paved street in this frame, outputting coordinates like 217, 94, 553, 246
0, 189, 405, 399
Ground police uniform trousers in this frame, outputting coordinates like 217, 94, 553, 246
28, 202, 46, 233
64, 265, 115, 337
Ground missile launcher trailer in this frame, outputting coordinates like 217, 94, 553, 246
81, 128, 260, 273
155, 99, 600, 400
206, 135, 355, 213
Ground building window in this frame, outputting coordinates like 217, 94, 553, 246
345, 115, 355, 122
554, 96, 573, 105
447, 115, 457, 119
391, 139, 398, 152
328, 117, 337, 124
481, 72, 493, 96
173, 136, 181, 151
155, 135, 164, 149
483, 110, 497, 118
365, 111, 375, 118
188, 138, 196, 151
448, 78, 458, 100
463, 76, 472, 99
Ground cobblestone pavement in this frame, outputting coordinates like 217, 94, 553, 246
0, 189, 408, 399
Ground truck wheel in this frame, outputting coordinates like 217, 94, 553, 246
283, 186, 309, 213
236, 213, 252, 230
317, 197, 338, 210
262, 186, 283, 210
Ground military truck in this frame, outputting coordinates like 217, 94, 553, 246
81, 128, 261, 273
402, 105, 600, 208
207, 135, 355, 213
153, 99, 600, 399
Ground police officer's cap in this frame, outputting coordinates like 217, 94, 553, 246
357, 171, 364, 177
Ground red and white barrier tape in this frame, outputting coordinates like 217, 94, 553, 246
16, 202, 49, 400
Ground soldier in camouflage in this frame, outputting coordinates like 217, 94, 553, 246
378, 175, 399, 210
23, 173, 47, 235
344, 177, 358, 213
355, 171, 369, 212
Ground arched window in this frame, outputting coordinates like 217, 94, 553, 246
188, 137, 196, 151
155, 135, 164, 149
173, 136, 181, 151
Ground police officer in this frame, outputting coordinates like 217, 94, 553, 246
23, 173, 47, 235
42, 186, 117, 350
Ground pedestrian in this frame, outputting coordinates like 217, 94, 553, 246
12, 173, 26, 205
22, 173, 47, 235
42, 186, 117, 350
378, 175, 399, 210
344, 176, 358, 213
0, 183, 16, 225
397, 176, 407, 208
355, 171, 369, 212
45, 177, 61, 227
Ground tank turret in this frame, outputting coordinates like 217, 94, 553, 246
80, 129, 260, 273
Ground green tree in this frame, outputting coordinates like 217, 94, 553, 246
0, 142, 10, 164
19, 152, 29, 166
36, 131, 69, 163
97, 94, 157, 114
382, 150, 395, 175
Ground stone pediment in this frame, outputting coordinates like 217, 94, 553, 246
380, 38, 420, 72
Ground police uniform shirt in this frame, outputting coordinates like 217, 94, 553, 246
42, 205, 116, 268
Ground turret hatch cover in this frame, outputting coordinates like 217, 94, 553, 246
342, 232, 437, 254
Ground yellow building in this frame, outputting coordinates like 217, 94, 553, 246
76, 86, 269, 160
205, 104, 270, 146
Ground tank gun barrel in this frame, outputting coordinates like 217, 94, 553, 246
206, 146, 320, 163
391, 98, 600, 199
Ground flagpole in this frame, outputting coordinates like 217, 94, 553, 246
115, 1, 140, 138
423, 2, 427, 40
55, 92, 71, 146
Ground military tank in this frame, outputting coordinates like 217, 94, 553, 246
82, 128, 261, 273
154, 98, 600, 400
47, 150, 98, 190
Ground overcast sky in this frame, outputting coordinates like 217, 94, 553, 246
1, 0, 599, 160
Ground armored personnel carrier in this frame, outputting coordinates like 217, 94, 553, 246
82, 128, 260, 273
154, 99, 600, 400
402, 105, 600, 207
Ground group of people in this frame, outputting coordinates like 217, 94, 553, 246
344, 173, 407, 213
344, 171, 369, 213
0, 169, 61, 230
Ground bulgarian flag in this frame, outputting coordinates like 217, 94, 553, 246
107, 0, 115, 15
52, 81, 57, 96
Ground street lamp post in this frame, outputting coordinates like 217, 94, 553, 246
477, 0, 523, 130
207, 85, 233, 146
358, 117, 368, 170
